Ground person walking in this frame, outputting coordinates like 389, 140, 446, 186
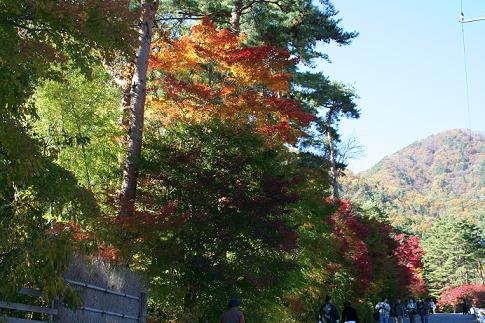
406, 298, 417, 323
341, 300, 360, 323
318, 295, 339, 323
375, 298, 391, 323
428, 299, 436, 314
219, 297, 245, 323
417, 299, 429, 323
393, 299, 405, 323
461, 298, 468, 315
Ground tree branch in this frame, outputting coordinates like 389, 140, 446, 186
241, 0, 284, 13
156, 0, 285, 24
1, 19, 53, 32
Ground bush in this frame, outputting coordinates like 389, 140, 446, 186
437, 284, 485, 310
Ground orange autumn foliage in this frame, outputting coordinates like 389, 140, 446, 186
148, 19, 313, 143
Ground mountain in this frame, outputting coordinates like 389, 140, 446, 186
341, 129, 485, 233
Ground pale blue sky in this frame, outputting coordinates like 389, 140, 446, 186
316, 1, 485, 172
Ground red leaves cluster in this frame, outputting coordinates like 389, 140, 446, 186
48, 221, 122, 264
92, 242, 121, 264
148, 19, 313, 144
113, 201, 186, 239
393, 234, 427, 296
329, 199, 372, 290
249, 177, 299, 252
273, 220, 298, 252
326, 199, 429, 296
48, 222, 91, 241
438, 284, 485, 308
36, 0, 135, 22
244, 273, 274, 291
394, 234, 424, 269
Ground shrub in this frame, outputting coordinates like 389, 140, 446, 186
437, 284, 485, 310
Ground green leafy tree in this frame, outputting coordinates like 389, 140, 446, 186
0, 0, 136, 117
113, 120, 303, 321
0, 0, 136, 299
0, 137, 97, 299
34, 68, 122, 194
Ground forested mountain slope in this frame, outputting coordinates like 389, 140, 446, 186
342, 129, 485, 233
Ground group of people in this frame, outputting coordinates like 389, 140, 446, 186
375, 298, 436, 323
218, 295, 440, 323
317, 296, 359, 323
315, 295, 438, 323
219, 295, 354, 323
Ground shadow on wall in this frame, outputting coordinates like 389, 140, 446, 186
57, 257, 147, 323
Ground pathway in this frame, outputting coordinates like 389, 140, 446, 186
403, 313, 476, 323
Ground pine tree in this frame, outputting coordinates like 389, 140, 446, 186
422, 215, 484, 295
295, 73, 359, 199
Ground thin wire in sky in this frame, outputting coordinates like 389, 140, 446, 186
460, 0, 472, 131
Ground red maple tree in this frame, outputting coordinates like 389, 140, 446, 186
148, 19, 313, 144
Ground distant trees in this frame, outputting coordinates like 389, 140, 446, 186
421, 215, 484, 295
341, 130, 484, 229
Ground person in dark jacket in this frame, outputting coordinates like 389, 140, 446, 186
406, 298, 417, 323
318, 295, 339, 323
462, 298, 468, 315
219, 298, 245, 323
393, 299, 405, 323
417, 299, 429, 323
341, 300, 360, 323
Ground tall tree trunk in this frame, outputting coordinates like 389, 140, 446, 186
231, 0, 243, 34
102, 59, 134, 164
120, 89, 132, 128
118, 67, 134, 164
327, 129, 339, 199
118, 0, 158, 217
325, 106, 339, 200
478, 261, 485, 284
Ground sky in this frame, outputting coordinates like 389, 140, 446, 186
315, 1, 485, 173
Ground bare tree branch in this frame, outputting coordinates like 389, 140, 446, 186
336, 136, 365, 168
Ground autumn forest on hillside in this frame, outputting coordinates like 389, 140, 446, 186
0, 1, 484, 322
